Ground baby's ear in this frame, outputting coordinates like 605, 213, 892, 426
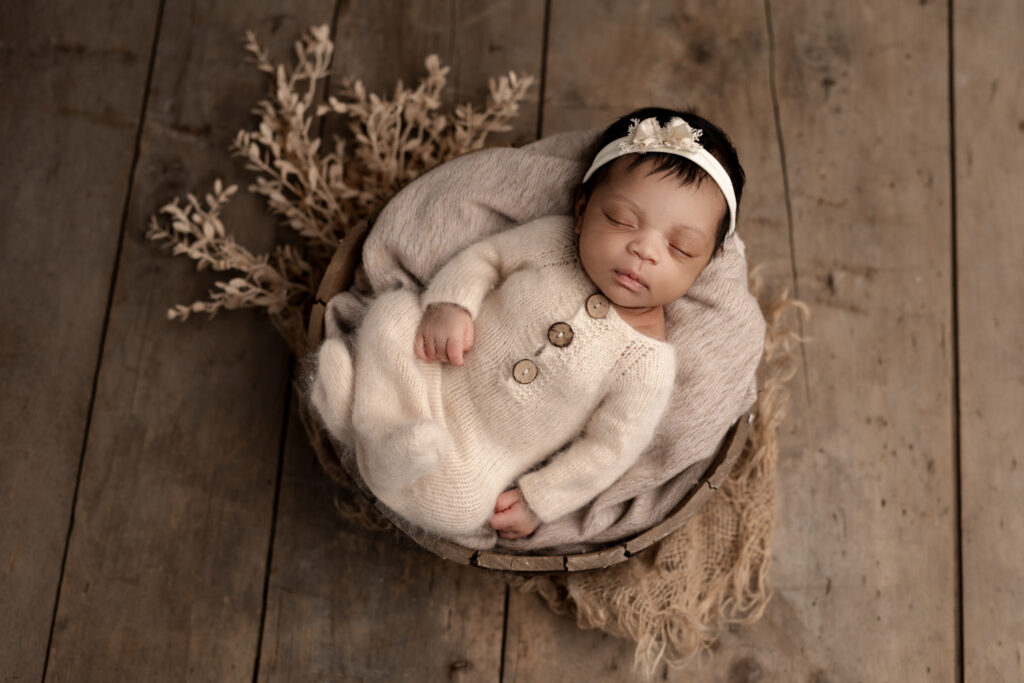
574, 193, 585, 216
573, 194, 587, 233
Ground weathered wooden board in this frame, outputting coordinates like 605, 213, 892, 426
256, 1, 546, 680
43, 1, 334, 680
757, 0, 956, 679
502, 589, 644, 681
331, 0, 543, 147
255, 400, 507, 681
954, 1, 1024, 680
10, 1, 1004, 679
507, 1, 799, 678
0, 1, 160, 680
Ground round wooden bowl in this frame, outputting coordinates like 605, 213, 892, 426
306, 223, 755, 572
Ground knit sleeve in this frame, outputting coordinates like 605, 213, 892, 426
421, 216, 572, 318
517, 343, 677, 524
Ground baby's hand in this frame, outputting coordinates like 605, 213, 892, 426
488, 488, 540, 539
415, 303, 475, 365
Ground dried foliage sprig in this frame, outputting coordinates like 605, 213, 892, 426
147, 24, 534, 355
145, 180, 316, 346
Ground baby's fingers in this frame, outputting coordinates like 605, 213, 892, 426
414, 333, 427, 361
489, 510, 529, 539
488, 508, 513, 530
446, 337, 465, 366
422, 335, 440, 362
420, 335, 435, 361
494, 489, 521, 512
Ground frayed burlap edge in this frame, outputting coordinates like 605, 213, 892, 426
296, 268, 805, 677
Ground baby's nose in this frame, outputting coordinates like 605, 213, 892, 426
629, 234, 658, 262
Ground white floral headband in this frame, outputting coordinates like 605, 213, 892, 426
582, 116, 738, 237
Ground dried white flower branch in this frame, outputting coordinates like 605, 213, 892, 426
147, 24, 534, 354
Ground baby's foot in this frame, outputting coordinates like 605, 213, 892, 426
361, 419, 449, 491
310, 338, 354, 444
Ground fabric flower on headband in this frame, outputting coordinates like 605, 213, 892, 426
620, 116, 704, 155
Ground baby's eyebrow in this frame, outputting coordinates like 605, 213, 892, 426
669, 224, 705, 240
605, 194, 641, 212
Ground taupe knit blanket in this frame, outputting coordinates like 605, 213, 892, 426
320, 130, 765, 551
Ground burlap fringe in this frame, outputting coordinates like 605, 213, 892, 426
298, 267, 806, 677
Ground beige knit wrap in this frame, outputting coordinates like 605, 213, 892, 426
318, 130, 765, 551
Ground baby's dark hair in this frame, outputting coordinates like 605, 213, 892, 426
579, 107, 746, 257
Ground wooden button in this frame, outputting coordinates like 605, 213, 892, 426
586, 293, 610, 319
547, 322, 574, 348
512, 359, 538, 384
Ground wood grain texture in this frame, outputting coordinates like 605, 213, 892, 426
759, 0, 956, 678
331, 0, 545, 147
43, 1, 334, 680
955, 1, 1024, 680
257, 2, 546, 680
689, 1, 961, 678
256, 400, 506, 682
502, 590, 644, 682
7, 1, 1003, 679
512, 0, 797, 677
0, 1, 160, 680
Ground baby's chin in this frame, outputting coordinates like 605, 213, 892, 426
607, 295, 662, 312
606, 287, 679, 310
621, 285, 698, 308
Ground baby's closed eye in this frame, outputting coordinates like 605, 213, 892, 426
604, 211, 635, 228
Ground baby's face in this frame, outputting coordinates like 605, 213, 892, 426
575, 156, 727, 310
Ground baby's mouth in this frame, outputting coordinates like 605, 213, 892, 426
614, 270, 647, 291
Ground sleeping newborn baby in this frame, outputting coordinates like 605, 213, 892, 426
310, 107, 745, 548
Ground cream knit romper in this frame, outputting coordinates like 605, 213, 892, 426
314, 216, 676, 548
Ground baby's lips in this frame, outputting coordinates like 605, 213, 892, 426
614, 269, 647, 291
621, 268, 647, 287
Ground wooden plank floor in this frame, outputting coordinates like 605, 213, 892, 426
2, 0, 1020, 680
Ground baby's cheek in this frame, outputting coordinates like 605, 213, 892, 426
670, 268, 701, 299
